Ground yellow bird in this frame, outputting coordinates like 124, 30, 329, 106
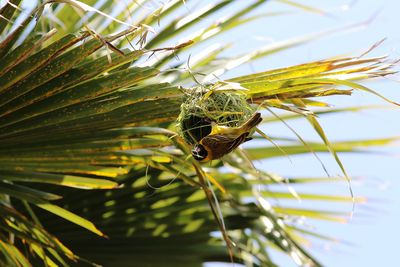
191, 112, 262, 162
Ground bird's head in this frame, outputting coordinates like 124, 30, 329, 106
191, 144, 208, 161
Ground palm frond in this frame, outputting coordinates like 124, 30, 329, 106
0, 0, 398, 266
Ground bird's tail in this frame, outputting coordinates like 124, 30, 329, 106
241, 112, 262, 132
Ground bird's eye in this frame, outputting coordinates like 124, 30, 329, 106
191, 144, 207, 161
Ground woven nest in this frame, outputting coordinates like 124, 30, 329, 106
177, 86, 254, 145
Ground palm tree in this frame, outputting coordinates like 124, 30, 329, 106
0, 0, 397, 266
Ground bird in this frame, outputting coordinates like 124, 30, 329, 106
191, 112, 262, 162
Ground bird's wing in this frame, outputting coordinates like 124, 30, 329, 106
202, 133, 249, 156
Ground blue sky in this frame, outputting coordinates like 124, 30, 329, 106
203, 0, 400, 266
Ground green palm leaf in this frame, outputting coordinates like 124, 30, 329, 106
0, 0, 397, 266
